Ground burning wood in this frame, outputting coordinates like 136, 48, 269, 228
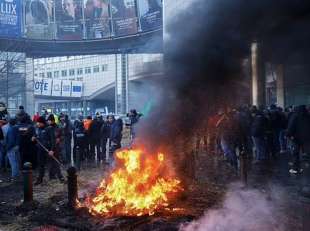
81, 147, 183, 217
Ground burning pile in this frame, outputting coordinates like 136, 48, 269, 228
85, 148, 182, 217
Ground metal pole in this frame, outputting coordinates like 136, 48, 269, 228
67, 166, 78, 209
23, 162, 33, 203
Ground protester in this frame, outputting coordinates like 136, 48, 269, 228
100, 115, 111, 164
287, 105, 310, 174
107, 115, 122, 165
5, 118, 20, 181
60, 114, 72, 165
89, 114, 102, 162
73, 115, 86, 170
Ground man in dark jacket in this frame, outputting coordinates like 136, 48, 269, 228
287, 105, 310, 174
100, 116, 110, 164
108, 115, 122, 165
17, 115, 36, 167
251, 109, 267, 162
60, 114, 72, 165
46, 114, 64, 181
6, 118, 20, 180
89, 114, 102, 162
16, 106, 31, 124
73, 115, 86, 170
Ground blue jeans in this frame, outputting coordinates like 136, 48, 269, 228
252, 136, 267, 160
221, 138, 237, 169
7, 147, 20, 178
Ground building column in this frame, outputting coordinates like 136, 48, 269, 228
276, 64, 285, 108
251, 42, 266, 107
115, 54, 129, 114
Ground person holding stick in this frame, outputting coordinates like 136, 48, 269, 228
32, 116, 64, 185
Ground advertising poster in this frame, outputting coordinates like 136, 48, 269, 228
55, 0, 83, 40
71, 81, 83, 97
0, 0, 22, 38
111, 0, 138, 37
84, 0, 110, 39
138, 0, 162, 32
52, 79, 62, 96
25, 0, 55, 39
61, 80, 71, 96
34, 79, 43, 95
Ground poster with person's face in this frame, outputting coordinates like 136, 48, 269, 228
0, 0, 22, 38
84, 0, 111, 39
111, 0, 138, 37
138, 0, 162, 32
55, 0, 83, 40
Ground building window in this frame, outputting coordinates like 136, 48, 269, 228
69, 69, 75, 76
77, 77, 83, 81
34, 73, 38, 77
62, 70, 67, 77
54, 71, 59, 78
39, 72, 45, 77
77, 68, 83, 75
85, 67, 91, 74
102, 64, 108, 72
93, 65, 99, 73
47, 72, 52, 78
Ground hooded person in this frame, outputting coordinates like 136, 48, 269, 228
16, 106, 31, 125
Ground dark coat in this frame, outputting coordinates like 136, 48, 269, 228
287, 109, 310, 146
110, 119, 123, 145
251, 113, 267, 137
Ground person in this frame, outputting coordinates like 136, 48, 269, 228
46, 114, 64, 181
33, 112, 40, 123
89, 113, 102, 163
127, 109, 141, 140
216, 109, 238, 170
100, 115, 110, 164
108, 115, 122, 165
251, 109, 268, 162
287, 105, 310, 174
33, 116, 61, 185
17, 115, 36, 167
62, 114, 72, 165
16, 106, 31, 125
83, 115, 93, 160
5, 118, 20, 181
73, 115, 86, 170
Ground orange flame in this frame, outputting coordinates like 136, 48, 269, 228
85, 148, 182, 216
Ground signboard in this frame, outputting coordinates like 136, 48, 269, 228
111, 0, 138, 37
61, 80, 71, 96
138, 0, 162, 32
52, 79, 62, 96
84, 0, 111, 39
0, 0, 22, 38
55, 0, 83, 40
25, 0, 55, 39
71, 81, 83, 97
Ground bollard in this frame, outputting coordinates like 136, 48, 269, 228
67, 166, 78, 209
23, 162, 33, 203
240, 151, 248, 186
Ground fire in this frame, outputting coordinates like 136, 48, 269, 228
85, 148, 182, 217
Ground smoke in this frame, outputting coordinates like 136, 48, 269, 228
179, 184, 286, 231
136, 0, 310, 152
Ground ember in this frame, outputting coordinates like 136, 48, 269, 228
84, 148, 183, 217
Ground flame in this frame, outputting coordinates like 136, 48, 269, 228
85, 148, 182, 216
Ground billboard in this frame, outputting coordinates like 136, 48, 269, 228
25, 0, 55, 39
34, 79, 83, 97
111, 0, 138, 37
138, 0, 162, 32
84, 0, 111, 39
0, 0, 22, 38
55, 0, 83, 40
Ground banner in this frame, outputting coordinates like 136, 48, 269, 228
61, 80, 71, 96
0, 0, 22, 38
25, 0, 55, 39
34, 79, 44, 95
55, 0, 83, 40
84, 0, 111, 39
41, 78, 52, 95
52, 79, 62, 96
138, 0, 162, 32
111, 0, 137, 37
71, 81, 83, 97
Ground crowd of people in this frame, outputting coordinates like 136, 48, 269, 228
0, 103, 141, 184
210, 104, 310, 174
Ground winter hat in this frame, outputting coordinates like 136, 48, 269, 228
37, 116, 46, 124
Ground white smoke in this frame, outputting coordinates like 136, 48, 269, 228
180, 184, 285, 231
